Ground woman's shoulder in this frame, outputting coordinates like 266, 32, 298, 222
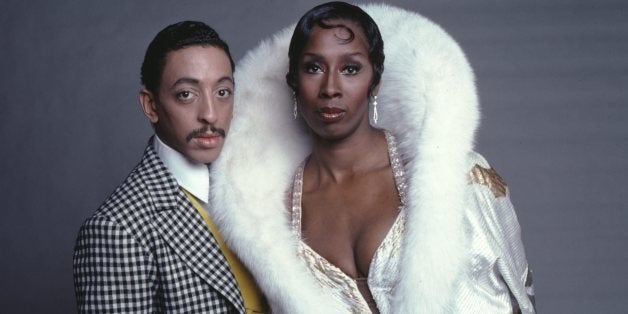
464, 151, 528, 269
466, 151, 508, 199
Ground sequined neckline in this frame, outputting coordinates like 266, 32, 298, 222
290, 130, 407, 312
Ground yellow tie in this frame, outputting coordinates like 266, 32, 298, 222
183, 189, 269, 313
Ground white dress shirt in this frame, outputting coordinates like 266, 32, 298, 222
153, 135, 210, 205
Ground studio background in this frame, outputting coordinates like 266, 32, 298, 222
1, 0, 626, 312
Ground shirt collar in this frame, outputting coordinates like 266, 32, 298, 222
154, 135, 210, 203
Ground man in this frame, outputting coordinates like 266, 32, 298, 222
73, 21, 267, 313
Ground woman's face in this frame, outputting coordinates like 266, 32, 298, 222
296, 19, 374, 141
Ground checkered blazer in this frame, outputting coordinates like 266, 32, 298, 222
73, 138, 245, 313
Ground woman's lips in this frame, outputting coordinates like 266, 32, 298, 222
317, 107, 345, 122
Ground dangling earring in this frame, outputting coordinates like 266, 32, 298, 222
372, 95, 379, 124
292, 91, 298, 120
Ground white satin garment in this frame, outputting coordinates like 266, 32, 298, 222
289, 134, 534, 313
290, 132, 407, 313
454, 156, 536, 313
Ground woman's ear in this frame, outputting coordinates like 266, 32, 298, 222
139, 88, 159, 123
371, 83, 381, 98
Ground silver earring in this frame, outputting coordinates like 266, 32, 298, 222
292, 92, 298, 120
372, 95, 379, 124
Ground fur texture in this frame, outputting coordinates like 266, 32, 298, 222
209, 4, 480, 312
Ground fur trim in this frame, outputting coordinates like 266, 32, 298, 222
210, 4, 479, 312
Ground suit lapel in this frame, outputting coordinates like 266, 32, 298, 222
138, 140, 245, 313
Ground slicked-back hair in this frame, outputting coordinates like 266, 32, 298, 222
286, 1, 384, 97
141, 21, 235, 95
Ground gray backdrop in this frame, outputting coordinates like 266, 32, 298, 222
1, 0, 626, 313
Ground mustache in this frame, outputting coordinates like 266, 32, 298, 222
186, 126, 226, 142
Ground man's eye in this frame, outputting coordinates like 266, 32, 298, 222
217, 89, 232, 97
177, 91, 192, 100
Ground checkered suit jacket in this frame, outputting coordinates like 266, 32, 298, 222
73, 138, 245, 313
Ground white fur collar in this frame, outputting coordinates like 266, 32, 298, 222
209, 4, 479, 312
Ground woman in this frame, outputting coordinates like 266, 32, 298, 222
210, 2, 536, 313
286, 2, 406, 313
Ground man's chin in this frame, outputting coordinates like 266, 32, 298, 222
185, 150, 221, 165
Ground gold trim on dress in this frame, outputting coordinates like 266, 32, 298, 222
290, 130, 407, 313
469, 165, 507, 198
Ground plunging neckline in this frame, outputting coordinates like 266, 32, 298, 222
293, 184, 405, 281
290, 131, 407, 312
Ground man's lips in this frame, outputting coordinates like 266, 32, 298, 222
186, 126, 226, 142
194, 133, 221, 139
192, 133, 222, 148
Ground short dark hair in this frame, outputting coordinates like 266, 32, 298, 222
286, 1, 384, 96
140, 21, 235, 95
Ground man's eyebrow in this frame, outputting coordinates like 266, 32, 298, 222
171, 77, 199, 88
171, 76, 234, 88
217, 76, 234, 85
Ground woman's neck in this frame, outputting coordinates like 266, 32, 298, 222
307, 127, 388, 183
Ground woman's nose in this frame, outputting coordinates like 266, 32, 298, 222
319, 73, 341, 98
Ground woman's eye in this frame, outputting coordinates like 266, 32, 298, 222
305, 63, 322, 73
342, 65, 361, 75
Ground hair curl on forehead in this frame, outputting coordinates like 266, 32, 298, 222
319, 19, 355, 41
140, 21, 235, 95
286, 1, 384, 97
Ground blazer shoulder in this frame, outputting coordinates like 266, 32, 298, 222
93, 143, 177, 218
96, 169, 153, 216
85, 148, 171, 241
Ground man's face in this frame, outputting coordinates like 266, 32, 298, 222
140, 45, 234, 164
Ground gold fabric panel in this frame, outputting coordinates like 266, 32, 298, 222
469, 165, 507, 198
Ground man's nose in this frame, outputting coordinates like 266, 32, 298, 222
199, 95, 217, 124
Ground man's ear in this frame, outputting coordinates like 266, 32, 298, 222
139, 88, 159, 123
